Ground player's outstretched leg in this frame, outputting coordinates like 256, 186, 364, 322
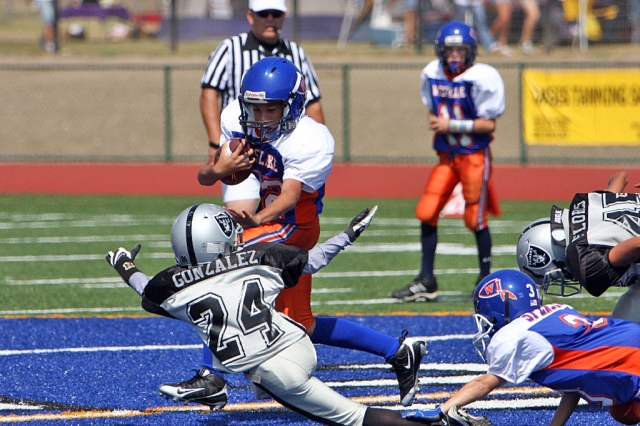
387, 330, 428, 406
159, 367, 228, 410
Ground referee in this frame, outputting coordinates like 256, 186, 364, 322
200, 0, 324, 167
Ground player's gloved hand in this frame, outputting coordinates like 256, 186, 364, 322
344, 205, 378, 242
106, 244, 141, 283
445, 405, 492, 426
402, 406, 444, 423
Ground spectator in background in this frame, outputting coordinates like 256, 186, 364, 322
199, 0, 324, 215
402, 0, 418, 46
490, 0, 540, 55
631, 0, 640, 43
35, 0, 56, 53
453, 0, 499, 53
518, 0, 540, 54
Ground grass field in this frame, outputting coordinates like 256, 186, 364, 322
0, 194, 625, 317
0, 193, 627, 425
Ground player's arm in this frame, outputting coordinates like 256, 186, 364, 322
200, 88, 223, 158
197, 139, 253, 186
303, 206, 377, 274
606, 171, 628, 192
440, 373, 506, 413
549, 392, 580, 426
608, 237, 640, 267
105, 245, 151, 296
428, 112, 496, 134
227, 178, 302, 228
305, 100, 325, 124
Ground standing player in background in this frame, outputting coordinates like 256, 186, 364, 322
391, 21, 505, 302
403, 269, 640, 426
517, 171, 640, 324
105, 204, 440, 426
163, 57, 427, 410
200, 0, 324, 215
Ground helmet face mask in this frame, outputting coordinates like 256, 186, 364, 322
472, 270, 542, 361
171, 204, 243, 267
516, 218, 580, 296
434, 21, 477, 74
239, 57, 306, 146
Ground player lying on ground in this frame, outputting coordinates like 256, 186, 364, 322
106, 203, 436, 426
517, 170, 640, 324
404, 269, 640, 426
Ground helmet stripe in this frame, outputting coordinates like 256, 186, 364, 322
185, 204, 200, 266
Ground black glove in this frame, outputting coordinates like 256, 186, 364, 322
106, 244, 141, 283
344, 206, 378, 242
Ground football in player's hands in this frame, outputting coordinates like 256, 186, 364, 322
214, 138, 255, 185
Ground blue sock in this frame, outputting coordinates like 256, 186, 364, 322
420, 223, 438, 279
475, 227, 492, 278
311, 317, 400, 362
202, 343, 213, 369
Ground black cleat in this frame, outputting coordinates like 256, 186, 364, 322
159, 367, 228, 410
388, 330, 428, 406
391, 276, 438, 302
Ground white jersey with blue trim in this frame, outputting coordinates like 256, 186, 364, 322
221, 100, 333, 191
486, 303, 640, 406
420, 59, 505, 120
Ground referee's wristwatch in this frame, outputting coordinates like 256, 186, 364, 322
209, 141, 220, 149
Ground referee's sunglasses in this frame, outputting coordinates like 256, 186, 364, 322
255, 9, 284, 18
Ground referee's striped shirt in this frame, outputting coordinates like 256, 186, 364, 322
201, 32, 322, 110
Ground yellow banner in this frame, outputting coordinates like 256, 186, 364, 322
522, 69, 640, 145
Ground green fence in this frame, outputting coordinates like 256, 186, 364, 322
2, 62, 640, 164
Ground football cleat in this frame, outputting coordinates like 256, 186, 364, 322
445, 405, 492, 426
159, 367, 228, 410
391, 276, 438, 302
388, 330, 428, 406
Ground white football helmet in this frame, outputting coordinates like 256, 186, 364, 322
516, 218, 579, 296
170, 204, 243, 267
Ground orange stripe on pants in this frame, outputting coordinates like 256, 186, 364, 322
243, 218, 320, 330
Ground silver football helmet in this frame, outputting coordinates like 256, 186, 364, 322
170, 204, 243, 267
516, 218, 580, 296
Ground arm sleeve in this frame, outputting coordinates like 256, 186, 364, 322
303, 232, 351, 275
127, 271, 152, 296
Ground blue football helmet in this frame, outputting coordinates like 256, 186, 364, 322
434, 21, 477, 74
239, 57, 307, 146
472, 269, 542, 360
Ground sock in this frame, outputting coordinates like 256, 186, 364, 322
201, 345, 226, 379
420, 223, 438, 279
202, 343, 213, 370
475, 227, 492, 278
311, 317, 400, 362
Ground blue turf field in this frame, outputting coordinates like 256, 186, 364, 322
0, 315, 619, 425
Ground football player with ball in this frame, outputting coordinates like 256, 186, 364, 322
183, 57, 428, 411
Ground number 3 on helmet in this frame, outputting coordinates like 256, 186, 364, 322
472, 270, 542, 360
